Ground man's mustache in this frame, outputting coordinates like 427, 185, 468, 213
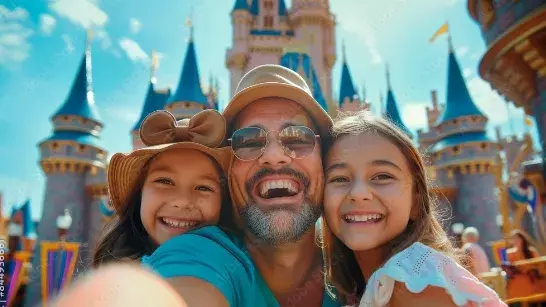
245, 167, 310, 192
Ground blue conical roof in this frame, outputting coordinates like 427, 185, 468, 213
280, 52, 328, 110
437, 49, 485, 123
132, 81, 170, 131
20, 200, 36, 237
168, 37, 208, 106
53, 49, 101, 123
338, 60, 358, 104
232, 0, 249, 11
384, 69, 412, 138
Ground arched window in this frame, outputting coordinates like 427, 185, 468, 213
264, 15, 273, 28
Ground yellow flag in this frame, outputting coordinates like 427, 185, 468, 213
429, 22, 449, 43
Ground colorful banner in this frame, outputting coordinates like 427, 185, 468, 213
6, 251, 32, 307
491, 241, 508, 266
40, 241, 80, 306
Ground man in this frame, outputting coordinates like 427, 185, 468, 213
223, 64, 335, 306
52, 65, 337, 307
462, 226, 491, 276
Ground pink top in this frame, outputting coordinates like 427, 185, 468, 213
463, 242, 491, 274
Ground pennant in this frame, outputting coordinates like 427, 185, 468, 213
430, 22, 449, 43
40, 242, 80, 306
6, 251, 32, 307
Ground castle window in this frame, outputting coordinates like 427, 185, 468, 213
185, 102, 191, 108
78, 144, 86, 152
264, 0, 274, 10
480, 143, 488, 150
51, 142, 59, 151
452, 119, 458, 125
264, 15, 274, 28
452, 145, 460, 154
63, 116, 69, 121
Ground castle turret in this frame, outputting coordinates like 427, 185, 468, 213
25, 35, 108, 306
291, 0, 336, 100
384, 66, 413, 138
338, 44, 367, 112
166, 28, 209, 120
227, 0, 252, 97
429, 37, 502, 255
131, 52, 170, 149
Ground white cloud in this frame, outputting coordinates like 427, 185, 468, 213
466, 77, 509, 124
0, 5, 33, 67
94, 29, 112, 50
61, 34, 74, 53
341, 21, 382, 64
39, 14, 56, 35
456, 46, 469, 58
129, 18, 142, 34
104, 105, 140, 123
0, 6, 28, 20
463, 67, 473, 78
402, 102, 429, 130
49, 0, 108, 28
118, 37, 149, 64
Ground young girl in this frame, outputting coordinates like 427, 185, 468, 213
93, 109, 236, 265
321, 111, 505, 307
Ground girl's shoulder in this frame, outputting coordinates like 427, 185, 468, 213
359, 242, 506, 307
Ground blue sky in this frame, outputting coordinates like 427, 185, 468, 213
0, 0, 537, 219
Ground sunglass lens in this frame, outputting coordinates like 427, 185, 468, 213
231, 127, 266, 160
279, 126, 316, 159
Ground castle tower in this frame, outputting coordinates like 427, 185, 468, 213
384, 66, 413, 138
429, 38, 502, 255
226, 0, 336, 101
25, 35, 108, 306
280, 52, 328, 111
467, 0, 546, 181
417, 90, 443, 152
291, 0, 336, 101
338, 44, 368, 113
131, 52, 171, 149
165, 27, 209, 120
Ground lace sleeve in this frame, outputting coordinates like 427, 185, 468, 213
358, 242, 506, 307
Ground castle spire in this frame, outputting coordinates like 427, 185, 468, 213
437, 38, 485, 124
52, 30, 101, 124
338, 43, 358, 105
232, 0, 249, 12
150, 50, 159, 84
168, 21, 208, 108
384, 66, 413, 138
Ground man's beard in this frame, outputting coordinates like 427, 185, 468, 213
239, 167, 322, 246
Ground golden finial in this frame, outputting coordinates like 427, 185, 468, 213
185, 7, 194, 42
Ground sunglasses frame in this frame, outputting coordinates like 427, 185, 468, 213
228, 125, 320, 161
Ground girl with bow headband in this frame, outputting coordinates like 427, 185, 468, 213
93, 109, 236, 265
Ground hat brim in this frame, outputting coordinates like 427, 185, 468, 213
108, 142, 232, 214
223, 82, 333, 139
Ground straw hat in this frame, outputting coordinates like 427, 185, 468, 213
222, 64, 333, 139
108, 109, 232, 213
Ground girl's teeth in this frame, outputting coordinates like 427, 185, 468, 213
161, 218, 198, 228
344, 214, 384, 223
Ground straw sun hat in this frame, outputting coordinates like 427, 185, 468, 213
108, 109, 232, 214
222, 64, 333, 139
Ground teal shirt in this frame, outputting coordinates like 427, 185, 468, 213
141, 226, 341, 307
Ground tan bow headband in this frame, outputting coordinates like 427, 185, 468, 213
139, 109, 226, 147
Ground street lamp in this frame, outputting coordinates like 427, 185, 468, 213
56, 209, 72, 242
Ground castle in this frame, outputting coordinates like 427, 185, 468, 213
0, 0, 541, 305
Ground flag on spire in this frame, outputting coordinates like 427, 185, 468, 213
429, 22, 449, 43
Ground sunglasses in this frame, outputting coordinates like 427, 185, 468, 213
228, 126, 320, 161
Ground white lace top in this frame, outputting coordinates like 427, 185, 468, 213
356, 242, 506, 307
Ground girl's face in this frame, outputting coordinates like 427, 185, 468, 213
510, 234, 523, 249
141, 149, 223, 244
324, 133, 414, 252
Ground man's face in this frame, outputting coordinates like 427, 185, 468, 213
230, 98, 324, 245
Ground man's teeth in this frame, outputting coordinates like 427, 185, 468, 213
161, 218, 198, 228
259, 180, 299, 197
344, 214, 384, 223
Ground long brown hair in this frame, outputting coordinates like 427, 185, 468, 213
510, 229, 535, 259
92, 153, 236, 267
321, 111, 461, 304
